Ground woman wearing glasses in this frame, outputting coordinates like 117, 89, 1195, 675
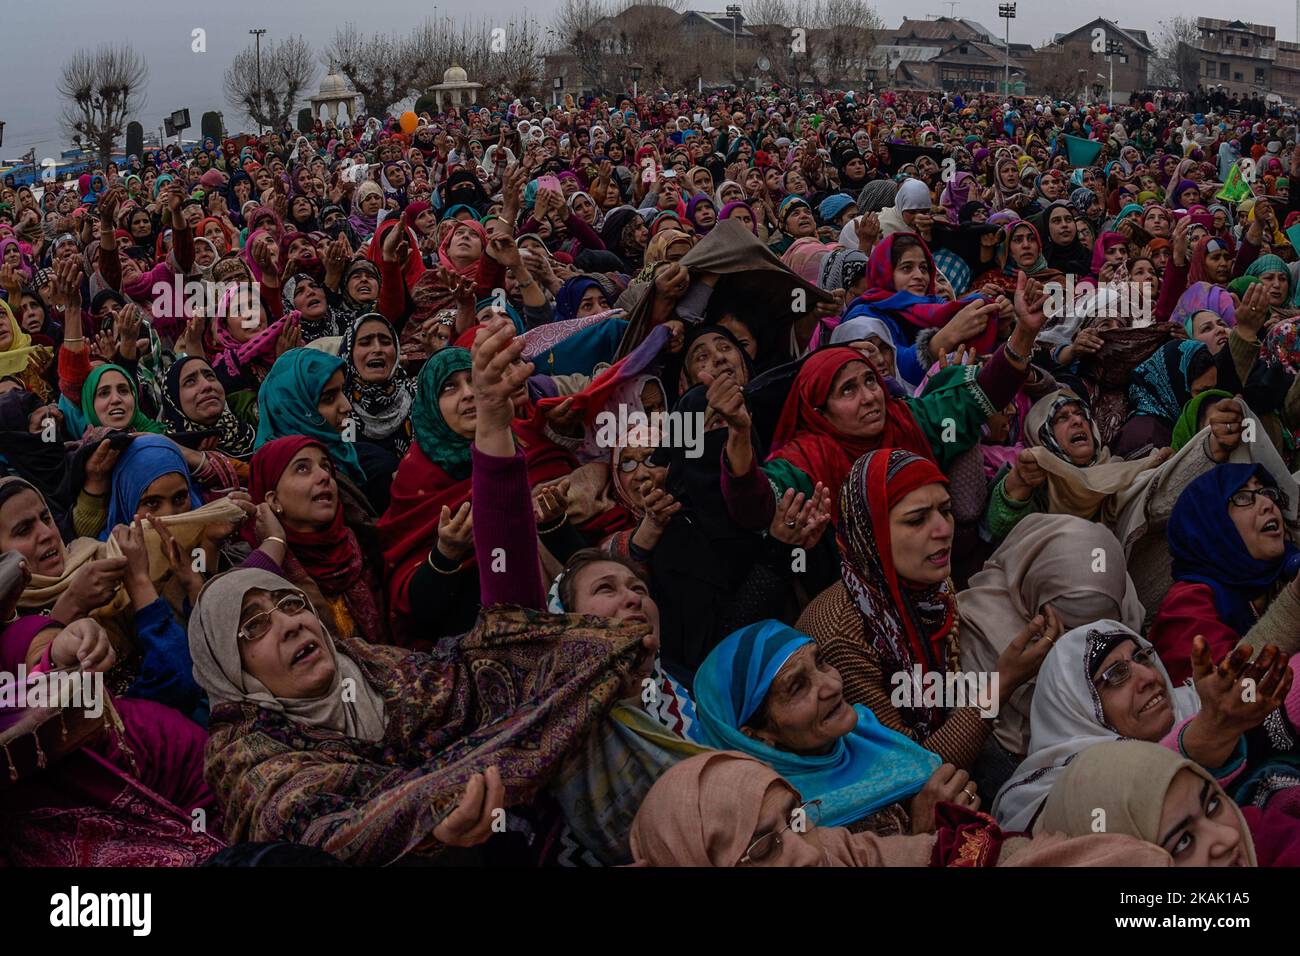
1149, 463, 1300, 684
992, 620, 1293, 834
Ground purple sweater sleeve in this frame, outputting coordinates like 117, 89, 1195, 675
240, 548, 287, 575
472, 444, 546, 610
721, 445, 776, 532
975, 345, 1029, 411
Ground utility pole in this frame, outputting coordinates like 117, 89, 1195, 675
250, 28, 267, 136
998, 4, 1016, 96
727, 4, 742, 86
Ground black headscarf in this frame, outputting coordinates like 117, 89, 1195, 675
160, 355, 257, 460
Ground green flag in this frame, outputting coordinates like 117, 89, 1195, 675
1062, 134, 1102, 167
1216, 162, 1253, 203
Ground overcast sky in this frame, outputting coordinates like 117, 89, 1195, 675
4, 0, 1298, 159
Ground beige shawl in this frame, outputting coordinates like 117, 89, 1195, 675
958, 513, 1145, 755
1036, 739, 1256, 866
188, 567, 387, 741
1023, 389, 1163, 523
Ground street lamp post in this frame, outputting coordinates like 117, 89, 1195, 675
1105, 39, 1125, 108
553, 76, 563, 108
728, 3, 738, 87
998, 3, 1016, 96
630, 63, 643, 99
249, 28, 267, 135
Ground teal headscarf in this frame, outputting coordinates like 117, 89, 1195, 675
1245, 254, 1292, 302
81, 364, 165, 434
411, 347, 472, 480
254, 348, 365, 483
690, 620, 939, 828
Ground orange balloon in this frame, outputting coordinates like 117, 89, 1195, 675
400, 111, 418, 133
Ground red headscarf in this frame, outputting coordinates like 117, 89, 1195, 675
1187, 234, 1236, 285
248, 437, 363, 597
837, 448, 955, 736
369, 217, 426, 292
767, 347, 933, 515
848, 233, 999, 353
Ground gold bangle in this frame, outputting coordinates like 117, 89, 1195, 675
427, 550, 462, 574
263, 536, 286, 547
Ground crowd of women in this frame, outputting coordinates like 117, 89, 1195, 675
3, 81, 1300, 868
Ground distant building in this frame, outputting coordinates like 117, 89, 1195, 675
1184, 18, 1277, 99
871, 16, 1030, 92
1029, 18, 1152, 100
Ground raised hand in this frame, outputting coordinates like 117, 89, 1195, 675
436, 501, 474, 562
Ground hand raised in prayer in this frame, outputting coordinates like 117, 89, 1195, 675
932, 299, 995, 355
854, 212, 881, 250
995, 606, 1062, 700
98, 187, 123, 225
935, 344, 977, 370
1185, 639, 1292, 767
436, 501, 474, 562
704, 367, 750, 433
253, 501, 286, 546
472, 315, 531, 435
381, 221, 410, 264
114, 303, 142, 361
111, 521, 152, 588
49, 258, 83, 314
436, 266, 476, 308
1207, 397, 1245, 463
1170, 215, 1192, 269
532, 480, 570, 526
542, 395, 584, 435
83, 438, 122, 496
433, 766, 506, 849
1235, 282, 1271, 339
274, 314, 303, 357
769, 483, 832, 549
640, 481, 682, 530
252, 236, 282, 288
1004, 448, 1046, 503
909, 764, 980, 834
49, 619, 117, 673
653, 262, 690, 304
26, 404, 61, 436
175, 314, 207, 360
0, 265, 21, 303
1011, 270, 1049, 337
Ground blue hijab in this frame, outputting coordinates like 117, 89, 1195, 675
100, 435, 203, 540
254, 348, 366, 484
1169, 463, 1300, 635
554, 276, 606, 322
1128, 340, 1211, 425
691, 620, 939, 827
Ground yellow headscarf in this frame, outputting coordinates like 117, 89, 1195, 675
0, 299, 44, 377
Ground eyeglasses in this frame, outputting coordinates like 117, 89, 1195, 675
618, 455, 654, 473
738, 799, 822, 865
1093, 646, 1159, 690
1228, 486, 1282, 509
238, 592, 309, 643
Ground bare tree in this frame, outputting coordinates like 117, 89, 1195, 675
1151, 17, 1200, 90
324, 23, 425, 117
550, 0, 610, 93
224, 35, 316, 133
748, 0, 880, 90
1030, 46, 1087, 99
416, 17, 544, 102
58, 44, 149, 170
